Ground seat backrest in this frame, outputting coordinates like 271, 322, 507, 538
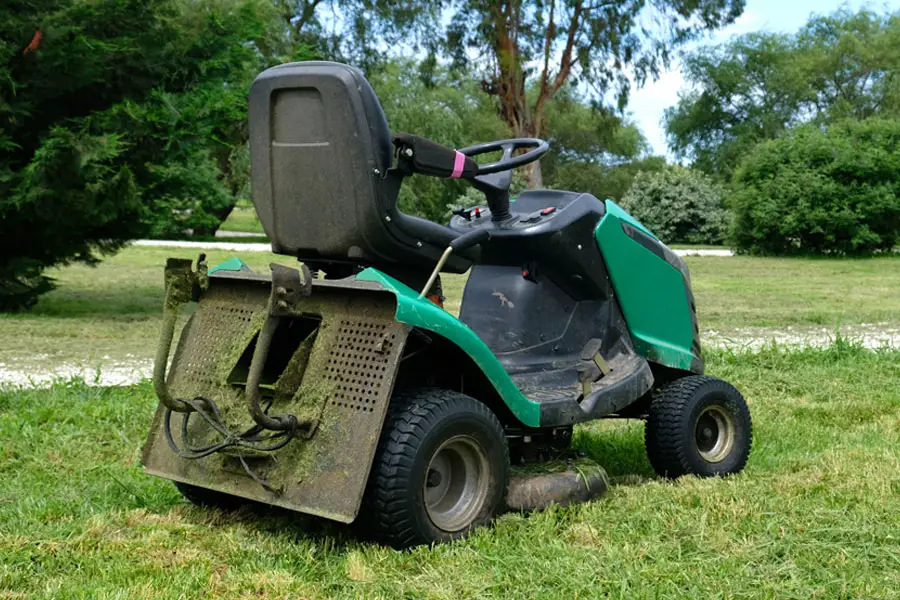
249, 62, 397, 262
250, 61, 471, 274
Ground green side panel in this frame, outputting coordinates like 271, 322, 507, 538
208, 257, 249, 274
596, 200, 695, 370
356, 268, 542, 427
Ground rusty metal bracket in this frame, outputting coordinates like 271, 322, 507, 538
154, 255, 209, 413
269, 262, 312, 316
244, 263, 313, 432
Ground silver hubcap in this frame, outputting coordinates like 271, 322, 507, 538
695, 405, 735, 463
424, 435, 490, 532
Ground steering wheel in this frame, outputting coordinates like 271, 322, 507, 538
456, 138, 549, 222
458, 138, 549, 175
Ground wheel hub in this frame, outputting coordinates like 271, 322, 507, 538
694, 405, 735, 463
423, 435, 490, 532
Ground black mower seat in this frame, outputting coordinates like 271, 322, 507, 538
249, 61, 470, 273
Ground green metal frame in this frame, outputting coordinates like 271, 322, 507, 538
356, 268, 542, 427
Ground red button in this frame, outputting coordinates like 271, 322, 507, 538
541, 206, 556, 215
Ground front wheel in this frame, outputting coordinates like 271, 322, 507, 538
645, 375, 752, 479
362, 388, 509, 548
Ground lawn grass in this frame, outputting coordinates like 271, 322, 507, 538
1, 343, 898, 598
2, 247, 897, 374
220, 206, 265, 234
0, 247, 283, 376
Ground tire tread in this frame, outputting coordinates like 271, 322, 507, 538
363, 387, 508, 548
645, 375, 752, 479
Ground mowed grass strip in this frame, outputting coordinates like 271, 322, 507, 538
0, 248, 285, 371
1, 342, 898, 598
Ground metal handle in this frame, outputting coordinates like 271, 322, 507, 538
244, 315, 298, 431
153, 256, 207, 413
243, 263, 312, 432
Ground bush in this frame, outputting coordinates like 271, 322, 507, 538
0, 0, 288, 310
619, 166, 729, 245
730, 119, 900, 255
550, 156, 667, 203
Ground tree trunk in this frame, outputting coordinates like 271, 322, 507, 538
525, 159, 544, 188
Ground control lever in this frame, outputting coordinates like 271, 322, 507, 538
452, 208, 472, 221
418, 229, 491, 300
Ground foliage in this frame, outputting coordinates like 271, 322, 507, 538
667, 8, 900, 176
293, 0, 743, 186
619, 166, 728, 245
440, 0, 744, 138
539, 90, 654, 200
730, 118, 900, 256
549, 156, 667, 204
0, 0, 288, 310
368, 61, 509, 222
271, 0, 441, 69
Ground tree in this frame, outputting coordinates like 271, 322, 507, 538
619, 166, 728, 245
730, 119, 900, 256
0, 0, 288, 310
282, 0, 744, 186
269, 0, 441, 68
368, 60, 509, 221
666, 8, 900, 177
550, 155, 667, 204
440, 0, 744, 186
539, 89, 658, 201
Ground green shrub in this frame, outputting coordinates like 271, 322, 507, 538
0, 0, 288, 311
730, 119, 900, 255
619, 166, 729, 245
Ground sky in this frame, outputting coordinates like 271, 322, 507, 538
629, 0, 900, 157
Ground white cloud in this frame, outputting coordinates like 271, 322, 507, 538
626, 67, 687, 158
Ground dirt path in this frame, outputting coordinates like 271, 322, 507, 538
132, 239, 735, 257
2, 323, 895, 389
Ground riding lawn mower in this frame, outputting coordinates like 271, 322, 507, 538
141, 61, 753, 548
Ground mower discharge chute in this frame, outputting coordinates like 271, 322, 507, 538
141, 61, 752, 548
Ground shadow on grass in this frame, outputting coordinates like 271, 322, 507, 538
174, 494, 362, 551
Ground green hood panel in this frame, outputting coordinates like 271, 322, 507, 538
596, 200, 696, 371
604, 199, 658, 240
356, 268, 541, 427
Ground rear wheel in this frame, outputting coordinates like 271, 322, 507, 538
645, 375, 752, 478
363, 388, 509, 548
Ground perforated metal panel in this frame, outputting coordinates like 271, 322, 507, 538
326, 320, 398, 414
168, 300, 263, 397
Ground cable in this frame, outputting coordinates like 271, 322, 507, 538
162, 394, 297, 492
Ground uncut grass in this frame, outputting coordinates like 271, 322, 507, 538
1, 343, 899, 598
